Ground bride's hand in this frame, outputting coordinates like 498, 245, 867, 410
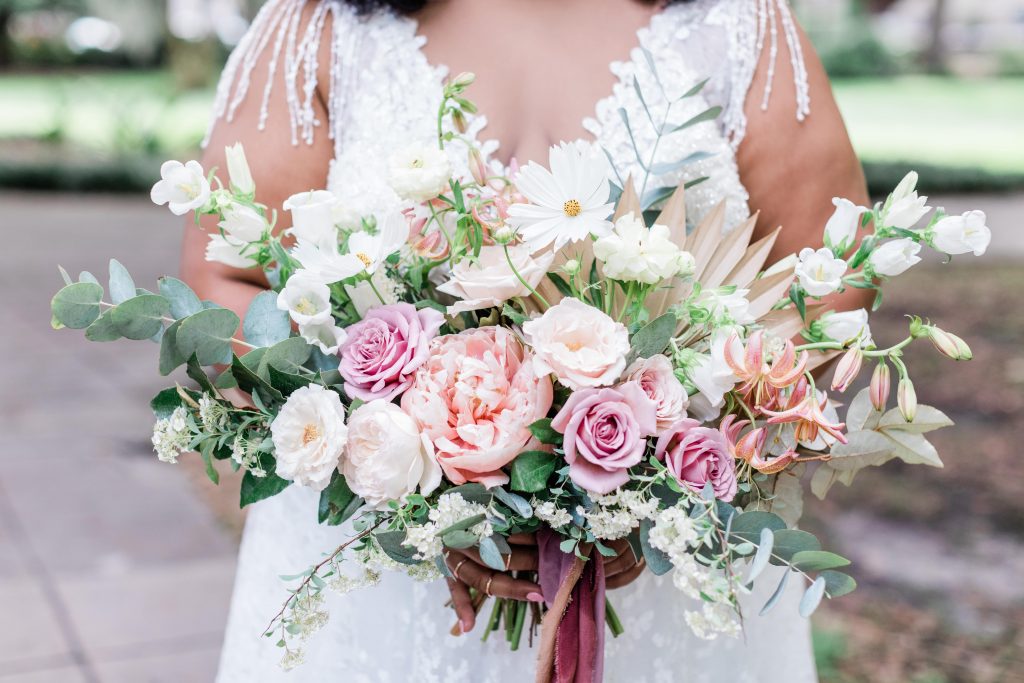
444, 535, 645, 632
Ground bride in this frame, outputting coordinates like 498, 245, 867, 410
185, 0, 871, 680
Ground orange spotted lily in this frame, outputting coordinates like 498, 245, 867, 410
761, 378, 848, 445
724, 330, 809, 409
720, 415, 796, 474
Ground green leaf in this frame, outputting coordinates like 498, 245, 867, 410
150, 387, 184, 419
502, 304, 528, 326
176, 308, 241, 366
747, 527, 774, 583
648, 151, 714, 176
108, 259, 136, 305
375, 530, 421, 566
821, 570, 857, 598
799, 576, 827, 617
58, 265, 73, 286
509, 451, 557, 493
110, 294, 169, 340
628, 313, 676, 360
791, 550, 851, 572
231, 353, 284, 404
259, 337, 311, 377
442, 529, 479, 549
639, 518, 673, 575
267, 365, 314, 395
240, 471, 291, 507
84, 309, 121, 342
884, 430, 943, 467
668, 106, 722, 133
546, 273, 574, 299
78, 271, 100, 285
728, 511, 787, 543
158, 277, 203, 320
770, 529, 822, 565
759, 570, 790, 616
445, 483, 493, 506
159, 319, 186, 375
478, 536, 506, 571
492, 488, 533, 518
51, 282, 103, 329
680, 77, 710, 98
438, 513, 487, 536
186, 355, 218, 395
318, 474, 361, 526
528, 418, 562, 446
199, 441, 220, 485
244, 290, 291, 348
829, 430, 892, 460
846, 388, 882, 432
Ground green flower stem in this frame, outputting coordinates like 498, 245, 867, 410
509, 600, 528, 651
428, 203, 457, 263
480, 597, 503, 642
364, 273, 387, 306
605, 598, 625, 637
503, 245, 549, 311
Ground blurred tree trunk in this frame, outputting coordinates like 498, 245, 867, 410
923, 0, 949, 73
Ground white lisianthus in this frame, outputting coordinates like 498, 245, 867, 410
795, 247, 846, 297
929, 210, 991, 256
523, 298, 629, 390
882, 171, 930, 229
686, 331, 741, 421
224, 143, 255, 196
593, 212, 692, 284
387, 143, 452, 202
284, 190, 340, 247
507, 141, 614, 252
868, 238, 922, 277
270, 385, 348, 491
347, 211, 409, 275
206, 235, 259, 269
820, 308, 873, 348
436, 244, 556, 315
150, 160, 210, 215
342, 401, 442, 509
277, 271, 333, 326
299, 320, 348, 355
823, 197, 868, 251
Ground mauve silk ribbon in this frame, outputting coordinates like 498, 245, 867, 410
538, 528, 606, 683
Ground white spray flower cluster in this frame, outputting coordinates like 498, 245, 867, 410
584, 489, 659, 540
532, 499, 572, 529
151, 407, 190, 464
403, 493, 492, 561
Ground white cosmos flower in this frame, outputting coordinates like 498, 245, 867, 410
277, 271, 333, 326
795, 247, 847, 297
387, 142, 452, 202
225, 143, 255, 196
820, 308, 873, 348
869, 238, 921, 277
299, 319, 348, 355
882, 171, 931, 229
150, 160, 210, 215
593, 212, 692, 285
507, 141, 614, 252
284, 190, 340, 247
290, 240, 364, 285
270, 385, 348, 491
347, 211, 408, 275
436, 244, 556, 315
929, 210, 991, 256
823, 197, 868, 250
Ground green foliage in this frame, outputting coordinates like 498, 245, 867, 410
638, 518, 673, 576
628, 313, 677, 361
240, 470, 291, 508
375, 530, 421, 566
51, 281, 102, 329
244, 291, 291, 348
109, 294, 169, 340
508, 451, 557, 493
528, 418, 562, 446
175, 308, 241, 366
159, 277, 203, 320
318, 474, 361, 526
107, 259, 135, 304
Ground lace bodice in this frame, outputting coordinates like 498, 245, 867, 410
212, 2, 818, 681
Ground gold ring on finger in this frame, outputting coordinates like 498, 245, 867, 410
483, 575, 494, 596
451, 558, 468, 581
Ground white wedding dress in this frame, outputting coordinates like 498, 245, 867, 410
212, 1, 818, 680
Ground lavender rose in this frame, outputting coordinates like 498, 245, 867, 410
339, 303, 444, 402
551, 381, 657, 494
655, 419, 737, 501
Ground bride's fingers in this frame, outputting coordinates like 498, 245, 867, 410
606, 557, 646, 590
445, 578, 476, 634
451, 545, 538, 572
457, 560, 543, 601
507, 532, 537, 545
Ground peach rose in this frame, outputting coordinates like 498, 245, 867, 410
401, 326, 553, 487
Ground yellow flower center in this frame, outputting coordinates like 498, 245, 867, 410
565, 340, 584, 352
356, 252, 373, 268
410, 157, 424, 169
302, 423, 321, 446
563, 199, 582, 217
294, 297, 318, 315
177, 182, 199, 199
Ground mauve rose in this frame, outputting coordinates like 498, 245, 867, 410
551, 381, 657, 494
622, 355, 689, 434
339, 303, 444, 402
655, 419, 737, 501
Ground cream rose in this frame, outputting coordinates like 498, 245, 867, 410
436, 245, 555, 315
593, 212, 691, 285
342, 401, 441, 509
623, 354, 689, 433
522, 298, 630, 390
271, 385, 349, 491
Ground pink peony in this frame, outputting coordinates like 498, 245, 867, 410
551, 381, 657, 494
655, 419, 737, 501
622, 355, 689, 434
401, 327, 553, 487
339, 303, 444, 402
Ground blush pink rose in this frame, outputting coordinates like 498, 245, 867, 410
622, 355, 689, 434
401, 326, 553, 487
339, 303, 444, 402
551, 381, 657, 494
655, 419, 737, 501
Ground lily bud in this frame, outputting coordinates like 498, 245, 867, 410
451, 109, 468, 135
897, 378, 917, 422
451, 71, 476, 88
926, 326, 972, 361
870, 362, 890, 411
468, 148, 488, 186
831, 347, 863, 393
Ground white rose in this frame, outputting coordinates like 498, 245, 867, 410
823, 197, 867, 250
868, 238, 921, 277
686, 331, 741, 420
299, 320, 348, 355
795, 247, 847, 297
342, 400, 441, 509
522, 297, 629, 390
225, 143, 255, 196
150, 160, 210, 215
271, 385, 349, 491
593, 213, 691, 284
929, 210, 990, 256
623, 355, 689, 432
205, 234, 258, 269
284, 190, 339, 247
820, 308, 873, 348
277, 271, 333, 326
882, 172, 930, 229
387, 143, 452, 202
436, 245, 555, 315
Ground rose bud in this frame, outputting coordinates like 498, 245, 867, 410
870, 362, 890, 412
831, 347, 863, 393
897, 378, 917, 422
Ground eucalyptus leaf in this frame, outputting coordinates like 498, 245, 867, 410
791, 550, 851, 572
58, 265, 73, 286
478, 536, 506, 571
259, 337, 312, 377
493, 488, 533, 518
159, 276, 203, 320
438, 513, 487, 536
821, 570, 857, 598
639, 518, 673, 576
78, 271, 100, 285
84, 309, 121, 342
746, 527, 774, 583
799, 576, 827, 617
51, 282, 103, 329
759, 569, 790, 616
444, 483, 493, 506
159, 319, 186, 375
770, 529, 822, 565
728, 511, 787, 542
244, 291, 291, 348
442, 529, 479, 549
629, 313, 676, 360
108, 259, 136, 305
110, 294, 169, 340
176, 308, 241, 366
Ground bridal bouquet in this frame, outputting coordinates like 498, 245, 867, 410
50, 72, 990, 679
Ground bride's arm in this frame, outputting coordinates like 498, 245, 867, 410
737, 18, 875, 315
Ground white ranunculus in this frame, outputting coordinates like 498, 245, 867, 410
929, 210, 991, 256
387, 143, 453, 202
225, 143, 255, 196
284, 190, 340, 247
342, 400, 442, 509
436, 244, 555, 315
593, 212, 692, 285
623, 354, 689, 432
218, 203, 266, 243
820, 308, 873, 348
344, 268, 401, 317
686, 331, 741, 420
151, 160, 210, 215
882, 172, 930, 229
277, 271, 333, 326
205, 234, 258, 269
299, 320, 348, 355
795, 247, 847, 297
522, 297, 630, 390
868, 238, 921, 277
823, 197, 868, 250
271, 385, 349, 491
